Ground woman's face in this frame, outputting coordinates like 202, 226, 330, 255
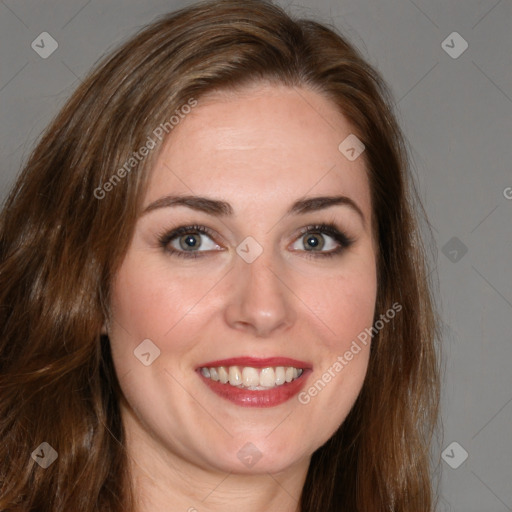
107, 83, 377, 476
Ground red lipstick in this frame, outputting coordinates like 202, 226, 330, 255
196, 357, 312, 408
198, 357, 311, 369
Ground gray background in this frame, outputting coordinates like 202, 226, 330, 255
1, 0, 511, 510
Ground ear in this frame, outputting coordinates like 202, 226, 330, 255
100, 320, 108, 336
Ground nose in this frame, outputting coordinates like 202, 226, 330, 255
224, 248, 296, 338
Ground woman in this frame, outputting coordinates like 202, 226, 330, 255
0, 0, 441, 510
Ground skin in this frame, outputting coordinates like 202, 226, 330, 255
106, 83, 378, 512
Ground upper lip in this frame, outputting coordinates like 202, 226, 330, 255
197, 357, 312, 370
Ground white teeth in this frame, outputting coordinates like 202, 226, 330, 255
259, 367, 275, 387
242, 366, 259, 387
200, 365, 304, 389
218, 366, 229, 384
228, 366, 242, 386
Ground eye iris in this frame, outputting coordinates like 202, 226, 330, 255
304, 232, 324, 251
179, 233, 200, 250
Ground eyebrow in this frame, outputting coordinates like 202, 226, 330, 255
142, 194, 365, 223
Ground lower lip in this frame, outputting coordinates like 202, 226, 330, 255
198, 370, 311, 407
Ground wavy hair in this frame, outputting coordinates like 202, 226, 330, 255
0, 0, 440, 510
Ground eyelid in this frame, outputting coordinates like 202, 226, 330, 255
157, 224, 223, 257
289, 223, 354, 258
158, 222, 355, 258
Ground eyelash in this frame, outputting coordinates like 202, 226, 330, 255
157, 223, 354, 260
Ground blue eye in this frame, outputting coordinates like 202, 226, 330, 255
158, 225, 221, 258
169, 231, 220, 252
295, 230, 338, 251
290, 223, 354, 258
158, 223, 354, 259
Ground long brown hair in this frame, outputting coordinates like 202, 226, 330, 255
0, 0, 441, 510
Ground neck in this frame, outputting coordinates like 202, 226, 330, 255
120, 400, 309, 512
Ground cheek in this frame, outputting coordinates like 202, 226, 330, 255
109, 252, 211, 341
293, 255, 378, 351
109, 237, 378, 351
294, 261, 377, 443
325, 272, 377, 343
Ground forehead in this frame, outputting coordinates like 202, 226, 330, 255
145, 84, 371, 218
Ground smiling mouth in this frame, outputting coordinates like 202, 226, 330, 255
196, 357, 311, 407
199, 365, 304, 390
